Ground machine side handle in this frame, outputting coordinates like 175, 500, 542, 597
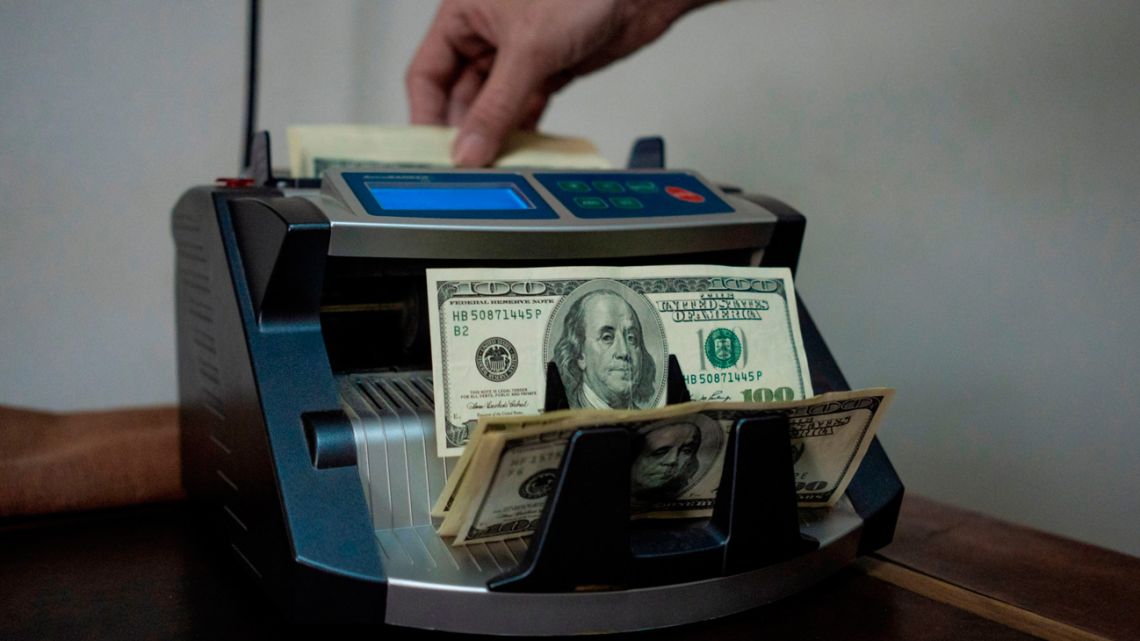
302, 410, 358, 469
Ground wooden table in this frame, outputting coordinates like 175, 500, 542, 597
1, 495, 1136, 640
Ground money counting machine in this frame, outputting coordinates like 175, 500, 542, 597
173, 136, 903, 634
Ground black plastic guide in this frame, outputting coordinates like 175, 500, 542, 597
627, 135, 666, 169
487, 427, 633, 592
710, 415, 819, 573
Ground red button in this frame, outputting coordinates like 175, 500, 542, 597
216, 177, 256, 188
665, 186, 705, 203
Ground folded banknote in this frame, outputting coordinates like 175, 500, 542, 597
438, 388, 894, 546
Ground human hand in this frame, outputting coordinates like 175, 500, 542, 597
406, 0, 714, 166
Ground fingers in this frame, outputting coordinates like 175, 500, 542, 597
453, 45, 551, 166
517, 93, 551, 132
445, 57, 492, 126
409, 0, 615, 165
407, 2, 497, 125
405, 16, 460, 125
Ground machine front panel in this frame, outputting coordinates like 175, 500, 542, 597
318, 168, 777, 259
323, 167, 762, 228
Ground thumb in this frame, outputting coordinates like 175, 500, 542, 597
453, 49, 550, 167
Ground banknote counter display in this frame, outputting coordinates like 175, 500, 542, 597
172, 136, 903, 634
368, 183, 533, 211
346, 171, 557, 220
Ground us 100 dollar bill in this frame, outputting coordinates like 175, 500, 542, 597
441, 388, 894, 546
427, 265, 814, 457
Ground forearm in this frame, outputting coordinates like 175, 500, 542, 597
626, 0, 724, 22
0, 405, 183, 517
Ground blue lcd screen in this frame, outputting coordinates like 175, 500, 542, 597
367, 183, 532, 211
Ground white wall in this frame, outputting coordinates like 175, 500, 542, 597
2, 1, 1138, 556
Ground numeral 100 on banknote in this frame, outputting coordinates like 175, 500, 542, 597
451, 280, 551, 296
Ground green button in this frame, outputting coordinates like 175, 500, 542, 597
574, 196, 608, 209
592, 180, 624, 193
558, 180, 590, 193
626, 180, 658, 193
610, 196, 643, 209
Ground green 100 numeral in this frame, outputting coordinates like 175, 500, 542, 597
452, 280, 547, 296
741, 387, 795, 402
707, 276, 779, 293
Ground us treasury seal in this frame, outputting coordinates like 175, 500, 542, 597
475, 337, 519, 382
704, 327, 742, 369
518, 469, 558, 500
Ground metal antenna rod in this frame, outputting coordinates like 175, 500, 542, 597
241, 0, 261, 171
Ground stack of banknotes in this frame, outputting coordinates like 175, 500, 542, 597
425, 264, 895, 546
287, 124, 610, 178
433, 389, 894, 546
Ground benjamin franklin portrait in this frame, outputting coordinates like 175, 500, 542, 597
630, 414, 723, 505
547, 280, 666, 410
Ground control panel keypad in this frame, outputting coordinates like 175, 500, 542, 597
538, 172, 731, 218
